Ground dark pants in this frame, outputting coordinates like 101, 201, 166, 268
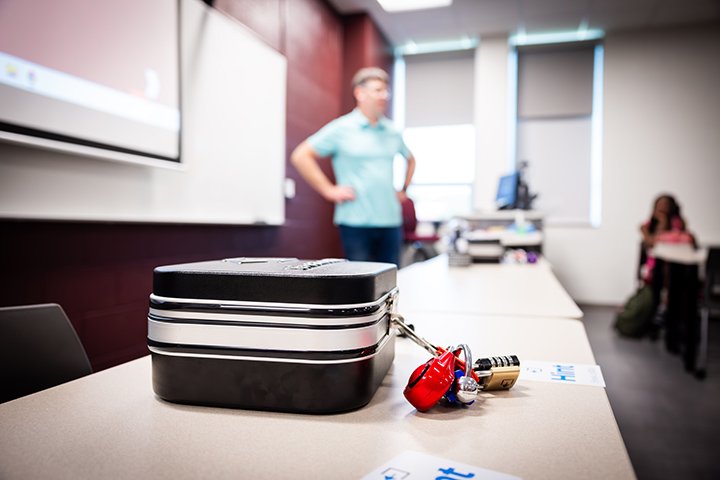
338, 225, 402, 266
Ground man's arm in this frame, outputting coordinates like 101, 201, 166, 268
290, 140, 355, 203
397, 154, 416, 200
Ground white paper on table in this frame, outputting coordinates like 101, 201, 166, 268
361, 450, 521, 480
519, 360, 606, 387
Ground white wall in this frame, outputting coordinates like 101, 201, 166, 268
544, 24, 720, 304
473, 36, 513, 211
472, 24, 720, 305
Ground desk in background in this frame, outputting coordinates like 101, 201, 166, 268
0, 314, 633, 480
465, 230, 544, 260
463, 210, 544, 232
459, 211, 545, 259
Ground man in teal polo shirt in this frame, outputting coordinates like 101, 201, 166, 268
291, 67, 416, 266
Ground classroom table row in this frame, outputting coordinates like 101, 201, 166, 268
397, 254, 583, 319
0, 312, 634, 480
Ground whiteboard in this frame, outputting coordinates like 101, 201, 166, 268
0, 0, 286, 225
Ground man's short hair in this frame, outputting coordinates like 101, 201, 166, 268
352, 67, 389, 89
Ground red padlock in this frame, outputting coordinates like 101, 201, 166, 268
403, 349, 456, 412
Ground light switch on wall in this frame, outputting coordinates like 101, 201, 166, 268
284, 178, 296, 199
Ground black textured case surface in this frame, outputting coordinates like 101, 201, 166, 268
153, 257, 397, 304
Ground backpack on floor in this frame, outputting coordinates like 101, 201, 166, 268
614, 286, 654, 338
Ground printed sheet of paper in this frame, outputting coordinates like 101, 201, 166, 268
519, 360, 606, 387
361, 450, 521, 480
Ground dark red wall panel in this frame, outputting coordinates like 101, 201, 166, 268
342, 13, 394, 114
0, 1, 391, 372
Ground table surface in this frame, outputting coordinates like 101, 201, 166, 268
0, 313, 634, 480
398, 255, 583, 319
652, 243, 707, 265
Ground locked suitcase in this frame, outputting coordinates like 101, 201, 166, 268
148, 257, 397, 414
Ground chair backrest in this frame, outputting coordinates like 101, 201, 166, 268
0, 303, 92, 403
706, 247, 720, 307
401, 196, 418, 237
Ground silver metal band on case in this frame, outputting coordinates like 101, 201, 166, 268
148, 315, 389, 352
148, 307, 386, 327
149, 288, 398, 312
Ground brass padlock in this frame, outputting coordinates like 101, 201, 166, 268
474, 356, 520, 391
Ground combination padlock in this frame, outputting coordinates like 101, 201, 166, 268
473, 355, 521, 391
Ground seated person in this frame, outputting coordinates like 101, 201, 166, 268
640, 194, 700, 360
639, 194, 695, 285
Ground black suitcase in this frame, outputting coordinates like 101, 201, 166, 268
148, 257, 397, 414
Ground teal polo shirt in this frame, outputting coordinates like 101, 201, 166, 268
308, 109, 411, 227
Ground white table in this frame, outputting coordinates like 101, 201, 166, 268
652, 243, 707, 266
0, 314, 633, 480
398, 255, 583, 319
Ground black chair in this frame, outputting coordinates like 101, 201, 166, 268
697, 247, 720, 378
0, 303, 92, 403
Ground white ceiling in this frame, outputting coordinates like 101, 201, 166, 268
327, 0, 720, 46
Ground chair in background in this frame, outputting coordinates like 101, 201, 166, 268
697, 247, 720, 378
400, 196, 440, 267
0, 303, 93, 403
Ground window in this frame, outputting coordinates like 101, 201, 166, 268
395, 50, 475, 221
394, 124, 475, 220
514, 42, 603, 226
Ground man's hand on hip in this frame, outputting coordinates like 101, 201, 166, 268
323, 185, 356, 203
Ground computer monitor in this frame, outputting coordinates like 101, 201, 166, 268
496, 172, 519, 209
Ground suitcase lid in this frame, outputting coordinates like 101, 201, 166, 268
153, 257, 397, 305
